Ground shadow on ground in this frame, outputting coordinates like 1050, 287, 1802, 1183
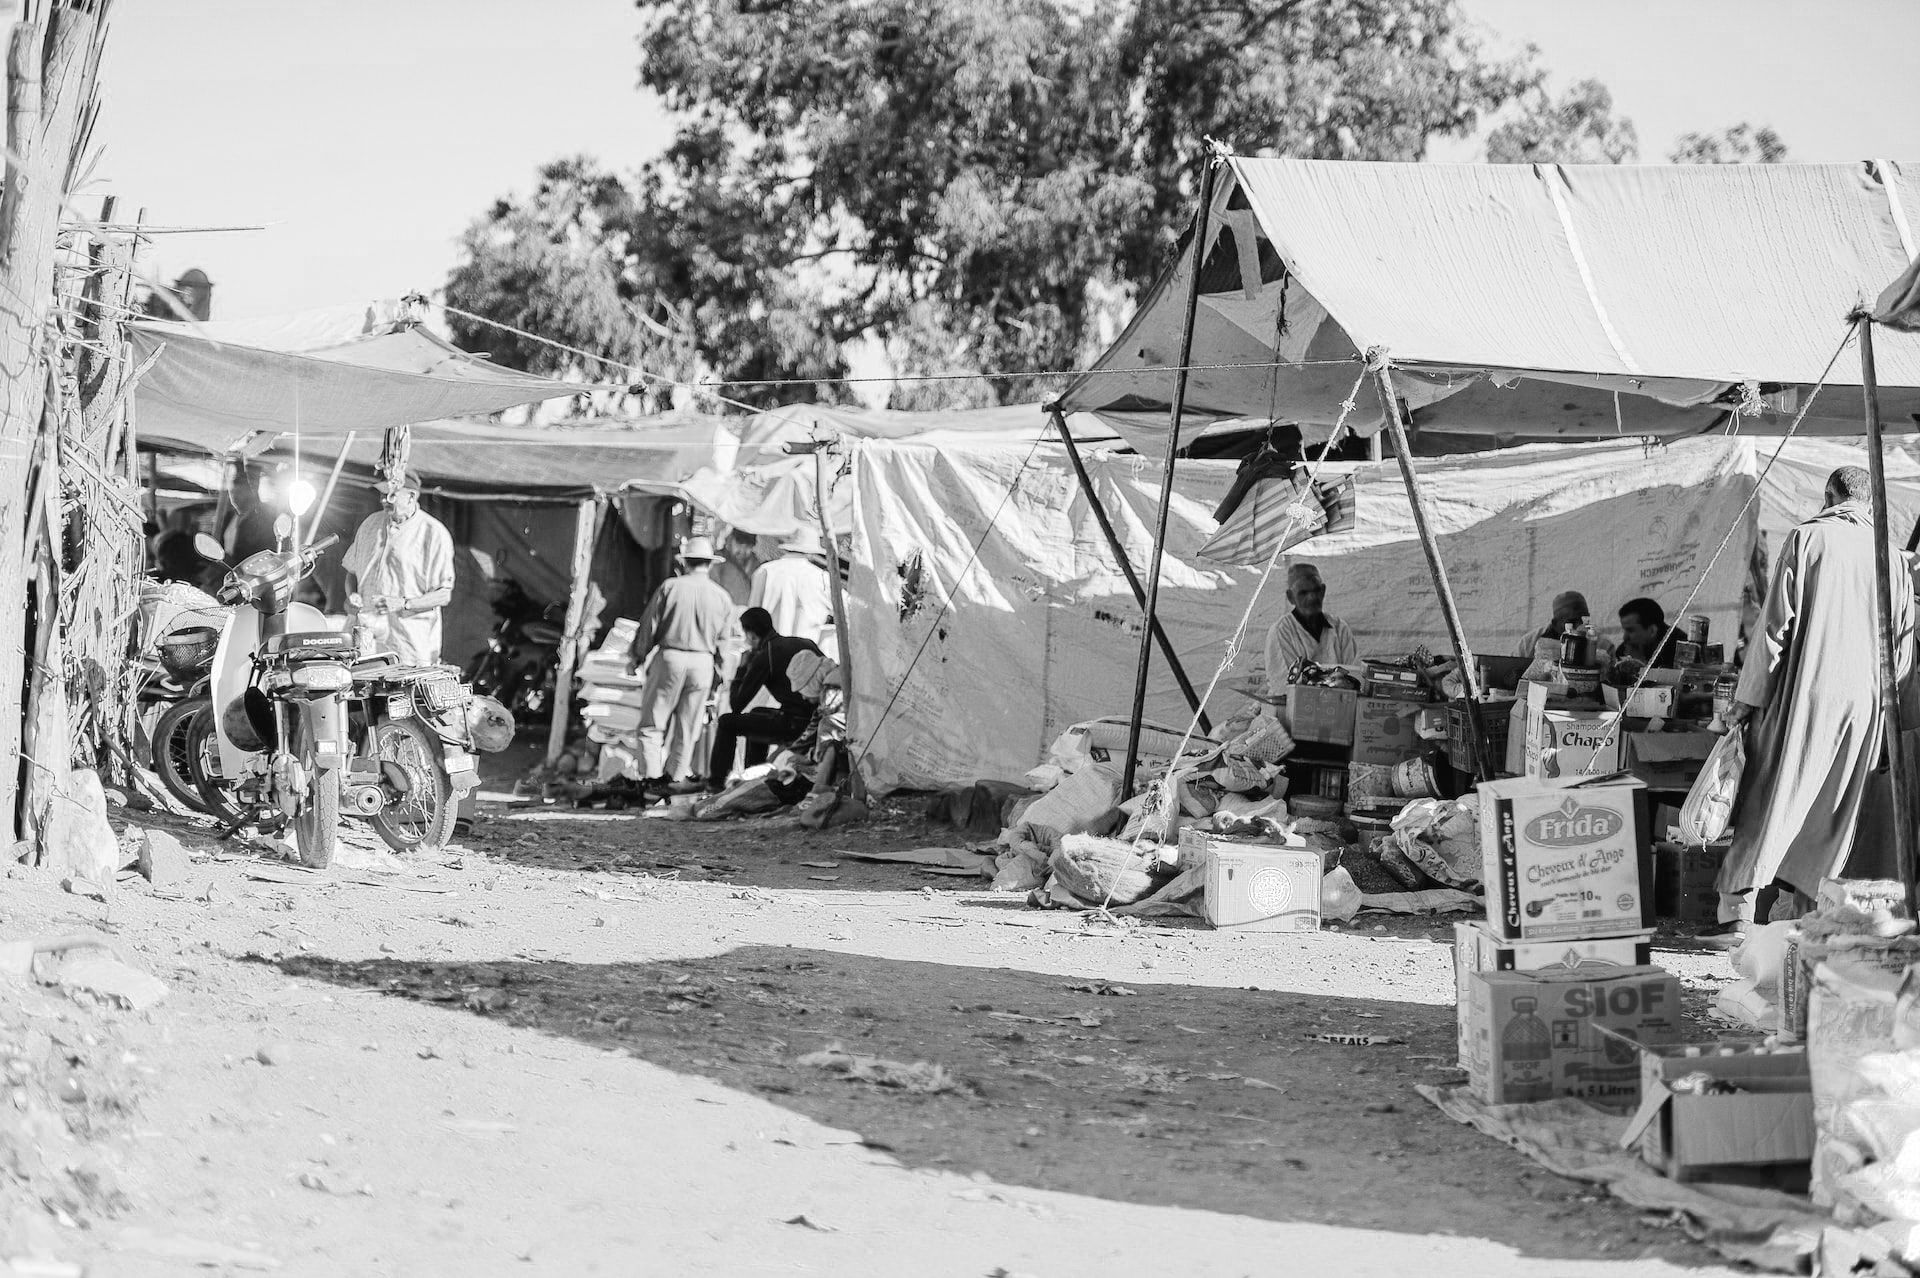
281, 945, 1719, 1268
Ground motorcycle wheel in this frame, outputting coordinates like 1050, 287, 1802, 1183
368, 717, 456, 854
186, 709, 249, 825
151, 698, 214, 816
291, 714, 339, 870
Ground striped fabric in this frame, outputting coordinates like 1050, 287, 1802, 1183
1198, 475, 1357, 567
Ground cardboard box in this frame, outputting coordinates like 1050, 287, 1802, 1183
1623, 731, 1717, 791
1478, 774, 1653, 941
1525, 683, 1624, 780
1614, 1035, 1813, 1180
1453, 921, 1654, 1067
1363, 661, 1428, 701
1506, 695, 1531, 775
1779, 934, 1920, 1044
1816, 877, 1908, 918
1352, 697, 1425, 766
1183, 830, 1322, 932
1283, 685, 1357, 747
1604, 684, 1677, 717
1653, 840, 1729, 922
1464, 965, 1682, 1109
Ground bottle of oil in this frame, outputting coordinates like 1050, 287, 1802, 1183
1501, 996, 1554, 1100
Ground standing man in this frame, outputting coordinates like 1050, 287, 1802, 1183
343, 470, 455, 665
1265, 563, 1359, 692
630, 536, 737, 791
749, 526, 834, 650
706, 607, 823, 793
1713, 465, 1917, 935
222, 464, 281, 565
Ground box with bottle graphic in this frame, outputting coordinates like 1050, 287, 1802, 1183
1451, 922, 1654, 1067
1464, 965, 1681, 1109
1478, 774, 1653, 942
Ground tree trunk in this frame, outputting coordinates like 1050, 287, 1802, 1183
0, 4, 112, 840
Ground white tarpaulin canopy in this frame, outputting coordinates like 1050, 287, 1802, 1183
1060, 158, 1920, 454
846, 435, 1768, 792
130, 302, 586, 455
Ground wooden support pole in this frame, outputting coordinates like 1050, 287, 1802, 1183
813, 447, 866, 804
304, 429, 356, 544
1050, 407, 1212, 735
1857, 316, 1918, 915
545, 495, 605, 766
1121, 154, 1219, 798
1369, 352, 1495, 782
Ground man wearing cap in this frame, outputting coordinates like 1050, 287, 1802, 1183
631, 536, 738, 789
1265, 563, 1359, 692
705, 607, 824, 792
749, 526, 833, 650
343, 469, 455, 666
1514, 590, 1616, 666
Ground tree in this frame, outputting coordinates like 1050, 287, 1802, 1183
1669, 124, 1788, 165
1486, 78, 1638, 165
448, 0, 1538, 409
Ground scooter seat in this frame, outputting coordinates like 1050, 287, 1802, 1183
261, 631, 358, 660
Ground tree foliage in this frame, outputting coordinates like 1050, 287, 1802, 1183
1668, 123, 1788, 165
1485, 78, 1638, 165
448, 0, 1538, 410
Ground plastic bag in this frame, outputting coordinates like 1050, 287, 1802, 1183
1679, 727, 1745, 844
1320, 866, 1362, 923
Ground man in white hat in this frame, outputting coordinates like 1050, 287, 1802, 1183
749, 526, 833, 651
343, 469, 454, 665
1264, 562, 1359, 693
631, 536, 738, 789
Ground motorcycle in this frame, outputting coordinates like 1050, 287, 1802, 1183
132, 581, 228, 816
464, 577, 563, 723
192, 526, 486, 867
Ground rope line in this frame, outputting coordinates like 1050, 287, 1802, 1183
1577, 325, 1856, 770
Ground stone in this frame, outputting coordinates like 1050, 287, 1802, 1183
136, 830, 193, 888
39, 770, 119, 885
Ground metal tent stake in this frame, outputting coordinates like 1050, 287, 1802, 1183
1120, 154, 1219, 798
1049, 408, 1212, 735
1856, 315, 1918, 915
1369, 353, 1495, 783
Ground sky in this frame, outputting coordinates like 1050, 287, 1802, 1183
93, 0, 1920, 321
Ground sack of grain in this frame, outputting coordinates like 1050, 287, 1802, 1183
1051, 833, 1158, 906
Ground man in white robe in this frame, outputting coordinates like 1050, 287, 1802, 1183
343, 470, 455, 666
749, 527, 833, 651
1714, 465, 1917, 931
1265, 563, 1359, 693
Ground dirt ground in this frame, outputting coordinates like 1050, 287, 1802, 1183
0, 765, 1754, 1277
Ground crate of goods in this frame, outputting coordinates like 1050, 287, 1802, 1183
1614, 1036, 1813, 1181
1525, 683, 1624, 780
1180, 829, 1323, 933
1478, 775, 1652, 942
1446, 699, 1511, 773
1363, 660, 1427, 702
1463, 965, 1681, 1108
1653, 840, 1729, 923
1353, 697, 1426, 766
1452, 921, 1653, 1068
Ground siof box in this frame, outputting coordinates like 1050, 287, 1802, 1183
1525, 683, 1624, 780
1352, 697, 1425, 766
1453, 921, 1653, 1068
1603, 685, 1678, 717
1612, 1033, 1813, 1181
1283, 686, 1357, 747
1623, 731, 1718, 791
1653, 840, 1729, 923
1478, 774, 1653, 941
1182, 829, 1323, 933
1464, 966, 1682, 1109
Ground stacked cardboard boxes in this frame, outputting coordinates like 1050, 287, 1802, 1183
1459, 774, 1678, 1108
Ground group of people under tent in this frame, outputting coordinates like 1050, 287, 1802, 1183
612, 524, 846, 807
1259, 465, 1918, 948
1262, 563, 1681, 693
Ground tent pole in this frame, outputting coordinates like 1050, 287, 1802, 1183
1050, 408, 1213, 735
1369, 351, 1495, 782
1856, 316, 1917, 915
304, 429, 356, 545
814, 446, 867, 805
546, 494, 606, 767
1121, 153, 1220, 798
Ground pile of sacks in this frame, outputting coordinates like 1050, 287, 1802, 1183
576, 619, 647, 781
1369, 795, 1481, 893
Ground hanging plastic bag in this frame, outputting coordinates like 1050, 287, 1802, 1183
1679, 727, 1746, 845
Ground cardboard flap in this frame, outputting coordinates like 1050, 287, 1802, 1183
1620, 1080, 1671, 1149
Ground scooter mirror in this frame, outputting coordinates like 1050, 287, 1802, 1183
193, 533, 225, 563
273, 513, 293, 542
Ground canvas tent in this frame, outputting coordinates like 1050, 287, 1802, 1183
1059, 158, 1920, 452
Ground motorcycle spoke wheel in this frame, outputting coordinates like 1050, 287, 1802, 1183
369, 718, 455, 854
291, 715, 339, 870
151, 699, 213, 816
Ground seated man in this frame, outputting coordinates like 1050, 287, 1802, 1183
1617, 596, 1677, 668
705, 607, 822, 793
1264, 562, 1358, 693
1514, 589, 1616, 666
